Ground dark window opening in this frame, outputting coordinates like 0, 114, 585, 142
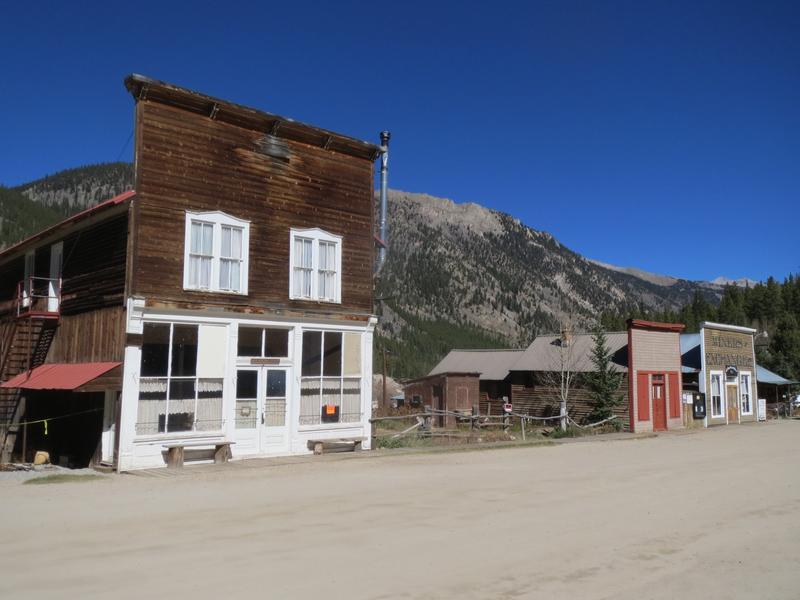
141, 323, 170, 376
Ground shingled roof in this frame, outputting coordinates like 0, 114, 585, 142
510, 332, 629, 373
428, 349, 525, 381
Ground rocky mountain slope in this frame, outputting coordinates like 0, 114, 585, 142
379, 191, 721, 340
18, 163, 134, 217
2, 163, 730, 376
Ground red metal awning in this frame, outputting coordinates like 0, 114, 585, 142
0, 362, 122, 390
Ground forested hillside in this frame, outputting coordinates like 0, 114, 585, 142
0, 187, 63, 250
18, 162, 134, 217
601, 277, 800, 380
4, 162, 792, 381
0, 163, 134, 250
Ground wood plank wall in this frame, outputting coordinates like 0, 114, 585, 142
510, 372, 631, 429
46, 306, 126, 364
132, 101, 375, 316
61, 214, 128, 315
0, 214, 128, 366
0, 214, 128, 317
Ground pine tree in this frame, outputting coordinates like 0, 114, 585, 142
585, 327, 625, 425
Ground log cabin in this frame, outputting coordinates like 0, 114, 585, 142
0, 75, 383, 470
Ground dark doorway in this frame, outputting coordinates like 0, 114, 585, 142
15, 391, 104, 467
433, 385, 445, 427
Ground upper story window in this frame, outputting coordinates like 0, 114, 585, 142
183, 211, 250, 294
289, 228, 342, 303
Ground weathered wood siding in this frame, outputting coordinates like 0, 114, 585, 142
131, 100, 375, 316
446, 375, 480, 414
45, 306, 126, 364
479, 380, 511, 415
0, 213, 128, 318
510, 372, 630, 430
0, 258, 24, 318
0, 212, 128, 398
405, 373, 480, 428
60, 215, 128, 315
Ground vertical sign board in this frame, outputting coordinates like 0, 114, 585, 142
757, 398, 767, 422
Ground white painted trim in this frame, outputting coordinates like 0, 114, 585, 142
739, 371, 753, 416
101, 390, 117, 464
752, 336, 760, 406
48, 241, 63, 313
700, 321, 757, 334
700, 330, 708, 428
139, 309, 370, 331
289, 227, 343, 303
126, 296, 146, 334
183, 210, 250, 295
709, 370, 725, 419
117, 309, 373, 470
22, 250, 35, 307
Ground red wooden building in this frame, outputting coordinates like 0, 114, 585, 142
626, 319, 685, 433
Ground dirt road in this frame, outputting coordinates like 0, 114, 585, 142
1, 422, 798, 599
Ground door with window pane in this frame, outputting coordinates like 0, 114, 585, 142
260, 368, 289, 452
234, 368, 260, 453
235, 366, 289, 454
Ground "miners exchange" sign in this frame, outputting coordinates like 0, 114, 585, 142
704, 329, 754, 369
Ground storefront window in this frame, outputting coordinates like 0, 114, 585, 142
137, 323, 223, 434
299, 331, 361, 425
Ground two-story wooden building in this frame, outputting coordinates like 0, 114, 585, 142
0, 75, 382, 470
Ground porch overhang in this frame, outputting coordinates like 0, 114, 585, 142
1, 362, 122, 390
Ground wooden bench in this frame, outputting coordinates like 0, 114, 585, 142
163, 441, 235, 468
308, 437, 366, 456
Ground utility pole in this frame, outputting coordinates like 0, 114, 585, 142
382, 347, 389, 408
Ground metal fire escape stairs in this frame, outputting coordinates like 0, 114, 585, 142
0, 277, 61, 463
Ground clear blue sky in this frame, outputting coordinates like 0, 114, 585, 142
1, 1, 797, 282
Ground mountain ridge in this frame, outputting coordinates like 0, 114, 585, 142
1, 163, 755, 377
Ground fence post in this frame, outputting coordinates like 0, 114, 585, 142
520, 416, 526, 441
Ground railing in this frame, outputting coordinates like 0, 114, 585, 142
16, 276, 61, 318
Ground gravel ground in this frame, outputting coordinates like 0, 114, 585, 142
0, 421, 798, 599
0, 464, 105, 483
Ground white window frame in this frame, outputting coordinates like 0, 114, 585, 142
709, 371, 724, 418
136, 322, 224, 436
183, 211, 250, 295
739, 371, 753, 415
298, 330, 361, 427
289, 228, 342, 303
